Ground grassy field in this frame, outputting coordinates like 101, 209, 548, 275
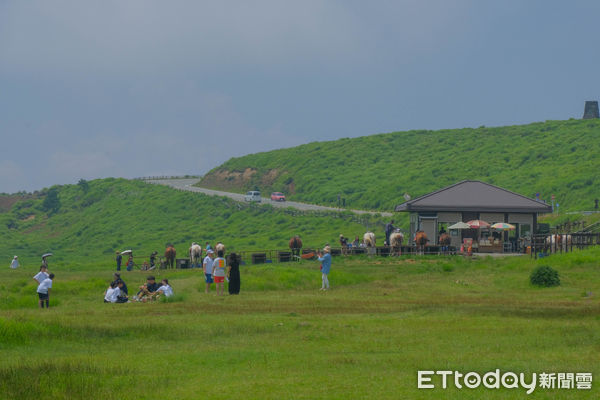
198, 118, 600, 212
0, 178, 385, 268
1, 249, 598, 399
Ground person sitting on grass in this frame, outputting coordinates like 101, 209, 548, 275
37, 273, 55, 308
154, 279, 174, 299
111, 273, 128, 295
116, 281, 129, 303
104, 281, 120, 303
135, 275, 161, 302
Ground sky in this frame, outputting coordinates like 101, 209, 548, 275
1, 1, 599, 193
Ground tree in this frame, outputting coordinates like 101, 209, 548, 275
42, 188, 61, 214
78, 179, 89, 193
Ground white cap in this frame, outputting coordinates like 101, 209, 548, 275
207, 249, 214, 254
14, 255, 18, 259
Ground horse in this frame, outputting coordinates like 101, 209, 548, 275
215, 242, 225, 255
363, 232, 376, 248
414, 231, 429, 255
165, 245, 176, 269
438, 233, 451, 255
189, 243, 202, 268
289, 236, 303, 257
389, 230, 404, 256
545, 234, 572, 253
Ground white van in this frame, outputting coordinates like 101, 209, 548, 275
244, 191, 261, 202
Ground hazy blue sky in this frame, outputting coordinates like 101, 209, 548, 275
1, 1, 599, 192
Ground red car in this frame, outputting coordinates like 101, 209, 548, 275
270, 192, 286, 201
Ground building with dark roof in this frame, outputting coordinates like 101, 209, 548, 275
395, 180, 552, 252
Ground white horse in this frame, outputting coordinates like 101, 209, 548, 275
215, 242, 226, 254
363, 232, 376, 248
189, 243, 202, 267
389, 230, 404, 256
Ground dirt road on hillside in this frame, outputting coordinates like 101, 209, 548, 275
146, 178, 393, 217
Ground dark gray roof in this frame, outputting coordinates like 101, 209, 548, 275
395, 180, 552, 213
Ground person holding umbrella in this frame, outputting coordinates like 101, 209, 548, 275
41, 253, 52, 268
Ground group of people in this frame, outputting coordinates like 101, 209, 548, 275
104, 273, 173, 303
33, 264, 55, 309
201, 249, 241, 295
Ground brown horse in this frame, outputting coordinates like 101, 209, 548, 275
165, 245, 176, 269
289, 236, 303, 257
438, 233, 451, 255
414, 231, 429, 255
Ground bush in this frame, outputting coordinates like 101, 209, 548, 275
530, 265, 560, 287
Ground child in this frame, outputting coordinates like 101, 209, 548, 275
37, 273, 55, 308
33, 265, 49, 284
104, 282, 120, 303
212, 250, 227, 296
155, 279, 174, 298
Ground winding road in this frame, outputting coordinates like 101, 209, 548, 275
146, 178, 393, 217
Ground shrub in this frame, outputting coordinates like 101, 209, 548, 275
530, 265, 560, 287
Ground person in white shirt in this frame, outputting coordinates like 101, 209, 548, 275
155, 279, 174, 298
203, 250, 215, 293
104, 282, 120, 303
10, 256, 19, 269
37, 273, 54, 309
33, 265, 49, 285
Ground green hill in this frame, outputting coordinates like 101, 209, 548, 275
198, 119, 600, 212
0, 179, 384, 268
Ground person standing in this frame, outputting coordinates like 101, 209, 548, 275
37, 273, 55, 308
212, 250, 227, 296
149, 251, 157, 269
317, 246, 332, 291
33, 265, 49, 285
203, 250, 215, 293
385, 220, 396, 246
227, 253, 241, 295
339, 234, 348, 255
10, 256, 19, 269
115, 251, 122, 271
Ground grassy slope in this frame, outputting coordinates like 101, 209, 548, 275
1, 250, 599, 399
0, 179, 384, 268
199, 119, 600, 212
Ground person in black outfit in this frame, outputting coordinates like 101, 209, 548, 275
136, 275, 161, 301
112, 273, 128, 302
227, 253, 241, 295
116, 251, 122, 271
385, 220, 396, 246
149, 251, 158, 269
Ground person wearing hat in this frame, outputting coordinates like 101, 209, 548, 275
203, 249, 215, 293
10, 256, 19, 269
317, 246, 332, 291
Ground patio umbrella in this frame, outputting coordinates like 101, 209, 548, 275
41, 252, 53, 258
491, 222, 515, 230
466, 220, 491, 229
448, 222, 471, 230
